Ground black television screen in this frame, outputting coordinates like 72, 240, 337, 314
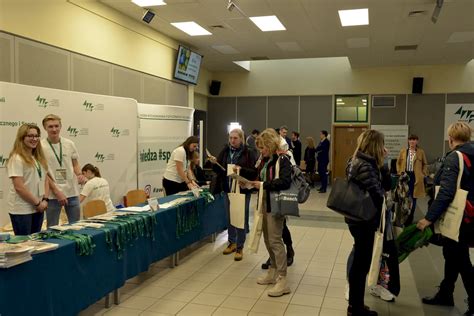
173, 46, 203, 85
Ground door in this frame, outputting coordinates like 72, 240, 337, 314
332, 125, 368, 180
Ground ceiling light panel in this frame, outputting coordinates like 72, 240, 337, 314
170, 22, 212, 36
131, 0, 166, 7
249, 15, 286, 32
338, 9, 369, 27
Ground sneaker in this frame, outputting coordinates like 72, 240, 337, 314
267, 275, 291, 297
369, 285, 395, 302
223, 243, 237, 255
234, 249, 243, 261
345, 283, 349, 301
422, 289, 454, 306
257, 268, 277, 285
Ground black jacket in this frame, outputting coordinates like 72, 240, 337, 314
425, 142, 474, 222
290, 139, 302, 166
212, 144, 257, 194
304, 147, 316, 163
346, 151, 391, 226
258, 154, 292, 213
316, 138, 330, 165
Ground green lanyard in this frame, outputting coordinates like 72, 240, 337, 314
47, 138, 63, 167
260, 158, 272, 182
34, 158, 42, 179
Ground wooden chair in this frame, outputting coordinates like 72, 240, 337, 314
83, 200, 107, 219
125, 189, 147, 207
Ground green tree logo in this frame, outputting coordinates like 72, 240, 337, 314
110, 127, 120, 137
36, 95, 48, 108
83, 100, 94, 111
454, 106, 474, 123
67, 126, 79, 137
95, 152, 105, 163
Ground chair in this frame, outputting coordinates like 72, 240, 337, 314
125, 189, 147, 207
83, 200, 107, 219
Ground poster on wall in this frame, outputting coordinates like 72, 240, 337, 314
371, 125, 409, 159
0, 82, 138, 227
137, 103, 194, 198
444, 104, 474, 140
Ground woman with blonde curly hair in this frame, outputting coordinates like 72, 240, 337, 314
7, 123, 50, 235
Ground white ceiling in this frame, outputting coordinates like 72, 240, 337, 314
99, 0, 474, 72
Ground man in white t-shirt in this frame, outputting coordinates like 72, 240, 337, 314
41, 114, 86, 227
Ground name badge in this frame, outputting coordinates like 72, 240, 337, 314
55, 168, 67, 184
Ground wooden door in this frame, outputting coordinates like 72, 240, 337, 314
332, 125, 368, 180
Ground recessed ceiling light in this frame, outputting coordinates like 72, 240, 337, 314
171, 22, 212, 36
338, 8, 369, 27
249, 15, 286, 32
131, 0, 166, 7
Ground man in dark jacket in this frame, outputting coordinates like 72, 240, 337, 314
417, 122, 474, 316
316, 130, 330, 193
290, 131, 302, 167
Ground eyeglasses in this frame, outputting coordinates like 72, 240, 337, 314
26, 134, 40, 139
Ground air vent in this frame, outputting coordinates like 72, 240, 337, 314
394, 45, 418, 51
408, 10, 427, 17
209, 25, 225, 29
372, 95, 396, 108
250, 56, 270, 60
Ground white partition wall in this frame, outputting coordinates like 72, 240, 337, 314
137, 103, 194, 198
0, 82, 138, 227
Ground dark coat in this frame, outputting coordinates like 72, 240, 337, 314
425, 142, 474, 223
257, 154, 292, 213
316, 138, 330, 166
290, 139, 302, 166
346, 151, 391, 226
212, 144, 257, 194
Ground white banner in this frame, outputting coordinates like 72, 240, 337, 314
137, 103, 194, 198
444, 103, 474, 140
0, 82, 138, 227
371, 125, 409, 159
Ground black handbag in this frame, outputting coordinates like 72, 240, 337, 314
326, 177, 378, 221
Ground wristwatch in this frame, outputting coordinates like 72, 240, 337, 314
42, 197, 49, 202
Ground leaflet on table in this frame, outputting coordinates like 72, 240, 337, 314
20, 240, 58, 254
50, 225, 84, 231
159, 197, 195, 209
120, 205, 151, 212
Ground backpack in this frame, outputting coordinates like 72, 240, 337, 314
277, 155, 311, 203
460, 152, 474, 224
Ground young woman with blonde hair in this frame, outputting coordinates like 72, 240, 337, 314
7, 123, 50, 235
345, 130, 391, 316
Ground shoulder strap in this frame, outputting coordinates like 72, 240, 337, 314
455, 151, 464, 190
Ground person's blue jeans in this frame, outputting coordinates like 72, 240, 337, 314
9, 212, 44, 235
46, 196, 81, 227
227, 193, 251, 250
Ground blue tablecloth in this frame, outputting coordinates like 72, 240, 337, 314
0, 193, 227, 316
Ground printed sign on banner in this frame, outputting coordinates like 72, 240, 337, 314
0, 82, 138, 227
371, 125, 409, 160
444, 104, 474, 140
137, 103, 194, 198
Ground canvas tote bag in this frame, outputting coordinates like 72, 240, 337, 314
247, 184, 264, 254
228, 169, 246, 229
434, 151, 467, 242
368, 198, 386, 287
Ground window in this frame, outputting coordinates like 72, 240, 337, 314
335, 95, 368, 122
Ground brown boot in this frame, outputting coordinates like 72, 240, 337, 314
234, 248, 243, 261
223, 243, 237, 255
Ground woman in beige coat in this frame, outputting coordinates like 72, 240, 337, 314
396, 134, 428, 225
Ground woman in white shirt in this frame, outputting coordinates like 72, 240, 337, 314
80, 164, 114, 212
162, 136, 199, 195
7, 123, 50, 235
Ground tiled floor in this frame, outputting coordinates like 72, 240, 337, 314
79, 189, 472, 316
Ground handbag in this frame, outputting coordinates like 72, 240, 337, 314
269, 156, 300, 217
228, 169, 246, 229
327, 177, 378, 221
367, 198, 386, 287
434, 151, 467, 242
247, 184, 264, 254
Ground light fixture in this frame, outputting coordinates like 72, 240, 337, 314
338, 8, 369, 27
131, 0, 166, 7
228, 122, 242, 133
431, 0, 444, 23
249, 15, 286, 32
170, 22, 212, 36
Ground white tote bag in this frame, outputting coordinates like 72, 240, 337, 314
247, 184, 264, 254
434, 151, 467, 242
228, 169, 246, 229
367, 198, 386, 287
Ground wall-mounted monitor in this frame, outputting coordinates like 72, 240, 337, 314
173, 46, 203, 85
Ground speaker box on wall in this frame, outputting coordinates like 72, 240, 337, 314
412, 77, 424, 94
210, 80, 221, 95
142, 10, 155, 23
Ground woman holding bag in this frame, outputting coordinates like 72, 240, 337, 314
209, 129, 256, 261
345, 130, 391, 316
248, 128, 292, 297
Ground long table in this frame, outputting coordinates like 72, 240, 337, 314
0, 193, 227, 316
